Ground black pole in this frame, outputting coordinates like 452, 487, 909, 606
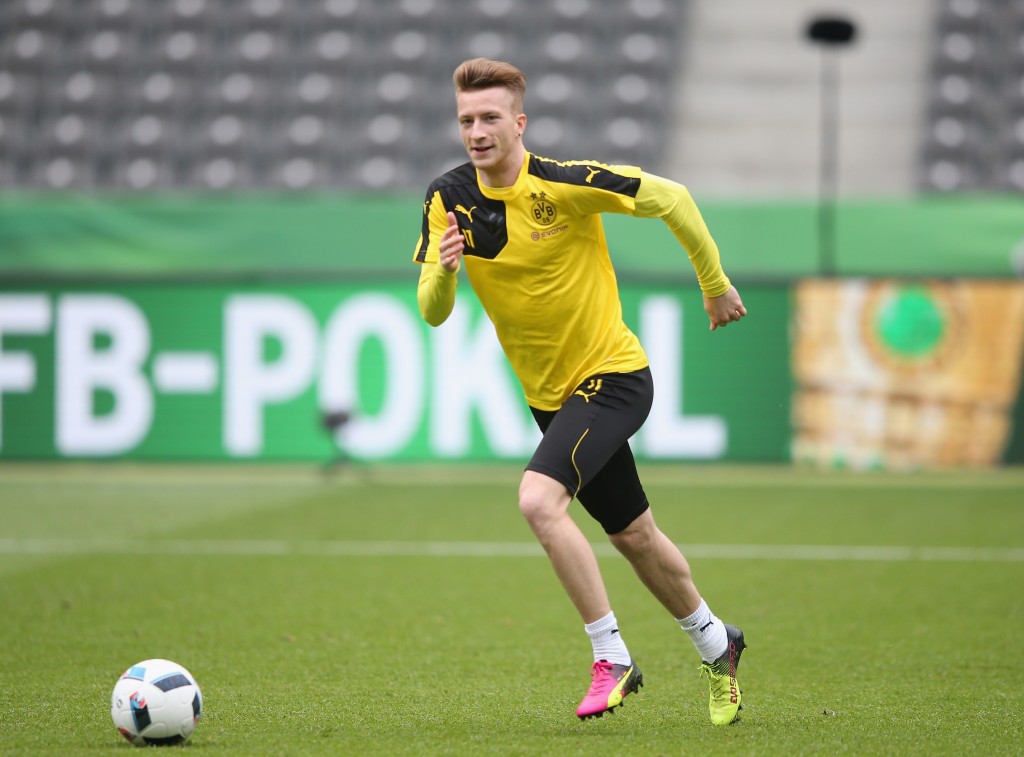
819, 49, 839, 276
806, 17, 857, 277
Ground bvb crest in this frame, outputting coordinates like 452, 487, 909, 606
529, 191, 557, 226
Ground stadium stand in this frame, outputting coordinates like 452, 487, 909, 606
3, 0, 1022, 195
920, 0, 1024, 192
666, 0, 935, 197
0, 0, 687, 191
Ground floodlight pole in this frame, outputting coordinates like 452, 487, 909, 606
806, 16, 857, 276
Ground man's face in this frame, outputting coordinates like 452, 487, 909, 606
456, 86, 526, 176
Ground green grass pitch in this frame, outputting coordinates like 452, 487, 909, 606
1, 463, 1022, 755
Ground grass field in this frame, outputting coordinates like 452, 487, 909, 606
1, 463, 1022, 756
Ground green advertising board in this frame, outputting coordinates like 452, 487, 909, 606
3, 194, 1022, 465
1, 194, 1022, 279
0, 283, 792, 462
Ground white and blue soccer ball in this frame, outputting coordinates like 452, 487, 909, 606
111, 658, 203, 746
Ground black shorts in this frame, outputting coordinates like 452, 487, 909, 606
526, 367, 653, 535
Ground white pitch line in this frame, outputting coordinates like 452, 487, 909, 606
0, 539, 1022, 563
1, 464, 1022, 489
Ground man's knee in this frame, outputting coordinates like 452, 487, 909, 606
519, 471, 570, 528
608, 510, 656, 557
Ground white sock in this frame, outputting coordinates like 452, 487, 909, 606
584, 611, 631, 666
677, 599, 728, 663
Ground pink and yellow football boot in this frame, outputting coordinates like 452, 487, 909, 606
576, 660, 643, 719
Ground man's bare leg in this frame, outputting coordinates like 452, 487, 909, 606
518, 471, 610, 623
607, 509, 701, 619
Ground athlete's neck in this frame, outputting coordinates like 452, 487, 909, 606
477, 145, 527, 189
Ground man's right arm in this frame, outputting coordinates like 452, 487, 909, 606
417, 261, 458, 326
414, 199, 463, 326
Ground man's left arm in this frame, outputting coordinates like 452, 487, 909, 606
633, 172, 747, 330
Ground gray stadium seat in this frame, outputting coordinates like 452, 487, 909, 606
1, 0, 691, 190
920, 0, 1024, 192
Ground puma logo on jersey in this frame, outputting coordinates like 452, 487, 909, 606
455, 204, 477, 222
584, 167, 601, 184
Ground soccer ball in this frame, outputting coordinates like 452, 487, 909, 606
110, 659, 203, 746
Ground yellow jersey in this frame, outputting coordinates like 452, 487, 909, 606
413, 151, 729, 411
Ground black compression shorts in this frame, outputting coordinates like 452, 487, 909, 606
526, 367, 653, 535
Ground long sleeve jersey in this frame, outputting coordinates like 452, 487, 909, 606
413, 151, 730, 411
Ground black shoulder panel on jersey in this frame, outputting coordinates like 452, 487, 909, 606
430, 161, 477, 192
426, 162, 508, 260
527, 155, 641, 197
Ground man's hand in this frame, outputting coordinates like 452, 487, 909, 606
439, 211, 464, 272
704, 285, 747, 331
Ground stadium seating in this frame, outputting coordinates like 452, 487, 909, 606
4, 0, 1021, 194
920, 0, 1024, 192
0, 0, 687, 191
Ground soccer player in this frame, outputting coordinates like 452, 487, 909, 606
413, 58, 748, 725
